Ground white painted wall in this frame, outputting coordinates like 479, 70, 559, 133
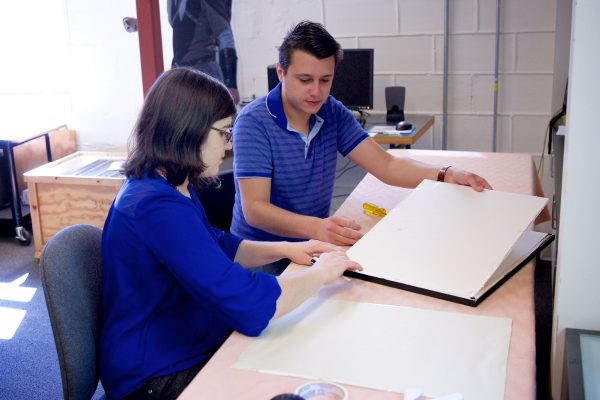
551, 0, 600, 398
0, 0, 146, 151
63, 0, 144, 151
0, 0, 71, 129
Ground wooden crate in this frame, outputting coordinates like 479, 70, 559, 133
14, 125, 77, 194
24, 151, 126, 260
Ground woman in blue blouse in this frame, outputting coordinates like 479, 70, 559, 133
100, 68, 361, 400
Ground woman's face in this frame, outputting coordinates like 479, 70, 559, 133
200, 116, 233, 177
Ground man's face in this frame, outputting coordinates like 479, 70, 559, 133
277, 50, 335, 119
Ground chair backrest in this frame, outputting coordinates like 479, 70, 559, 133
197, 169, 236, 232
41, 224, 103, 400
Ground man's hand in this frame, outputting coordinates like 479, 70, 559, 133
445, 167, 492, 192
312, 251, 362, 284
284, 240, 338, 266
316, 215, 363, 246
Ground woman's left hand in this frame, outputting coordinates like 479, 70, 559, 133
285, 240, 339, 266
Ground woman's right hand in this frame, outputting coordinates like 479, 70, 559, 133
274, 251, 363, 319
312, 251, 362, 284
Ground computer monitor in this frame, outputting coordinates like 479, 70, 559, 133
331, 48, 374, 110
266, 48, 374, 110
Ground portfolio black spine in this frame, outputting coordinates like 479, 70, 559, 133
343, 233, 555, 307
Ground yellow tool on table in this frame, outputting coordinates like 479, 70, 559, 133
362, 202, 387, 218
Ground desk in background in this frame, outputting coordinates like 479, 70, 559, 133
179, 150, 549, 400
367, 113, 434, 148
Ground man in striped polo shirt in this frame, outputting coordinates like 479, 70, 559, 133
231, 21, 490, 263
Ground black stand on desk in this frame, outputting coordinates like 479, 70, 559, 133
0, 132, 52, 245
354, 109, 369, 128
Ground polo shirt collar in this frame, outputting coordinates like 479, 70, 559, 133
265, 83, 288, 130
265, 83, 326, 131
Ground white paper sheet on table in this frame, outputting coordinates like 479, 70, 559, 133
235, 298, 512, 400
346, 180, 549, 302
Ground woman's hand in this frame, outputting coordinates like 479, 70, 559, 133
312, 251, 363, 284
284, 240, 339, 266
274, 250, 362, 318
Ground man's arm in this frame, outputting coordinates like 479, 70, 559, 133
348, 138, 491, 191
238, 178, 363, 245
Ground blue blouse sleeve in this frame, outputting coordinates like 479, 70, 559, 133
208, 226, 243, 260
134, 193, 281, 336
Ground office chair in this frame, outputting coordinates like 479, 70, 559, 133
40, 224, 104, 400
197, 169, 236, 232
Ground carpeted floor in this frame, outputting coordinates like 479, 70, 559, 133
0, 224, 64, 399
0, 220, 105, 399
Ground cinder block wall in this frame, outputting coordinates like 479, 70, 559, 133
231, 0, 557, 153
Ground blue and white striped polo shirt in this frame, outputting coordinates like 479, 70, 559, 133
231, 83, 369, 242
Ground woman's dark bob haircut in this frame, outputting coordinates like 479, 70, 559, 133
124, 67, 236, 189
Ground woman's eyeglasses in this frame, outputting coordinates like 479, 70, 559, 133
211, 126, 233, 143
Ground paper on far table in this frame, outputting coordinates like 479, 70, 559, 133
235, 298, 512, 400
368, 125, 415, 136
